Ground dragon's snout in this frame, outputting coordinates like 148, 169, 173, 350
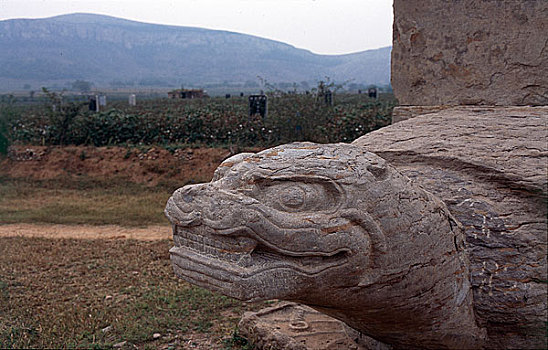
174, 183, 206, 208
165, 184, 210, 227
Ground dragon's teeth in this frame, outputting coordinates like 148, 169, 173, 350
176, 228, 254, 260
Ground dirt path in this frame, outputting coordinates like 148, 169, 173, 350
0, 223, 172, 240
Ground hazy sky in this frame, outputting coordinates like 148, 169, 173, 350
0, 0, 394, 55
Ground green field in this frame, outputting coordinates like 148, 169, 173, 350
1, 89, 397, 150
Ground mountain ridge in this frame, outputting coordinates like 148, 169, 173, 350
0, 13, 391, 90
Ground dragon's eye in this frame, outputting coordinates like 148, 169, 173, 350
248, 176, 343, 213
280, 185, 306, 210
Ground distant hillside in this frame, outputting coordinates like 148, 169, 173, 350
0, 13, 391, 90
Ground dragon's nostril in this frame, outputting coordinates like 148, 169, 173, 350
183, 193, 193, 203
178, 184, 207, 204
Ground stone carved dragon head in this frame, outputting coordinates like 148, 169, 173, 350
166, 143, 485, 348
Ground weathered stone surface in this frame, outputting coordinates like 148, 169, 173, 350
354, 106, 548, 193
392, 0, 548, 106
166, 143, 485, 348
354, 106, 547, 348
238, 302, 389, 350
166, 106, 547, 348
391, 105, 450, 123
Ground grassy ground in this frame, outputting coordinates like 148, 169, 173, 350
0, 236, 262, 349
0, 175, 263, 349
0, 176, 174, 226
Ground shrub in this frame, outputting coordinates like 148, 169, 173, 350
0, 108, 10, 155
5, 91, 397, 149
41, 88, 88, 145
0, 95, 18, 155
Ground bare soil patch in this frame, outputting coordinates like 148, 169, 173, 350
2, 145, 239, 186
0, 145, 261, 227
0, 223, 171, 240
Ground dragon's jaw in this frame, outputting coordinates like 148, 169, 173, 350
169, 225, 351, 301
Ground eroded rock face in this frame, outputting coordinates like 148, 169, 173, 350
238, 302, 385, 350
353, 106, 548, 348
166, 143, 485, 349
392, 0, 548, 106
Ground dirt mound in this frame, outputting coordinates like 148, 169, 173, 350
1, 145, 257, 186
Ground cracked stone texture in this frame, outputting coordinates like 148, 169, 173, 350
392, 0, 548, 106
238, 302, 391, 350
391, 105, 451, 123
166, 106, 546, 349
354, 106, 547, 348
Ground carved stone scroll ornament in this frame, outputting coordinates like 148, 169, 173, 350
165, 143, 487, 349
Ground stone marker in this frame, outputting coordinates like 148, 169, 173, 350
88, 97, 97, 112
98, 95, 107, 107
249, 94, 268, 118
128, 94, 136, 106
166, 106, 547, 349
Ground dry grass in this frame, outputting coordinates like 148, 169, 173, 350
0, 236, 261, 349
0, 176, 263, 349
0, 176, 176, 227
